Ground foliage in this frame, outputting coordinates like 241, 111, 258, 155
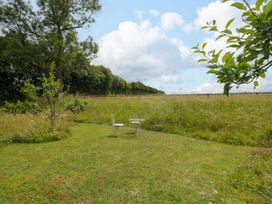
66, 98, 87, 113
68, 65, 164, 96
20, 81, 39, 102
193, 0, 272, 95
3, 101, 40, 114
3, 80, 41, 113
41, 62, 62, 132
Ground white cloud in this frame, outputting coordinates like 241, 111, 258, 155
194, 0, 243, 31
159, 74, 178, 83
135, 9, 160, 19
93, 20, 193, 88
191, 78, 272, 94
193, 0, 245, 63
160, 12, 184, 31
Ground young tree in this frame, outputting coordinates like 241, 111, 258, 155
193, 0, 272, 95
41, 62, 61, 132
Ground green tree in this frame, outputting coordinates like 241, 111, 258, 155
37, 0, 101, 82
193, 0, 272, 95
41, 62, 62, 132
0, 0, 101, 83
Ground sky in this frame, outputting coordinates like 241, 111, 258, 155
33, 0, 272, 94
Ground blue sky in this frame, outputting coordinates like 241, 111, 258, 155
32, 0, 272, 94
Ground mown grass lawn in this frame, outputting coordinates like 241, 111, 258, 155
0, 123, 258, 203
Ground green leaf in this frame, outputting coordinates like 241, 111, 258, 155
212, 20, 216, 25
201, 26, 208, 29
223, 29, 232, 35
254, 80, 259, 89
222, 0, 229, 2
193, 50, 202, 54
259, 72, 266, 78
256, 0, 265, 9
222, 52, 234, 63
227, 44, 239, 48
216, 34, 225, 40
231, 2, 247, 10
264, 1, 272, 16
202, 42, 207, 49
207, 65, 218, 69
210, 26, 218, 31
198, 58, 207, 62
225, 18, 235, 29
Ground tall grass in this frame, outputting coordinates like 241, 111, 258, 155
0, 112, 71, 143
74, 94, 272, 146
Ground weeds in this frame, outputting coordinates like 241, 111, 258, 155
74, 94, 272, 146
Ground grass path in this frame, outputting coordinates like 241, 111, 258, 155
0, 123, 253, 203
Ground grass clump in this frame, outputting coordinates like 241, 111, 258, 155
10, 129, 70, 143
0, 111, 72, 143
226, 149, 272, 203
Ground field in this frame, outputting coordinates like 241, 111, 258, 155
75, 94, 272, 146
0, 94, 271, 203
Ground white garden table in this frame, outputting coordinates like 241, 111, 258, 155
129, 118, 145, 135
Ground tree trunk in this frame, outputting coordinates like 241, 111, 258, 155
49, 101, 55, 132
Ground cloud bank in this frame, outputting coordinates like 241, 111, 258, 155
92, 1, 271, 94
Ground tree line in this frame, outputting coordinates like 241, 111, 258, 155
0, 0, 163, 102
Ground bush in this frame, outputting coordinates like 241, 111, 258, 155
10, 129, 70, 143
4, 101, 41, 114
66, 98, 87, 113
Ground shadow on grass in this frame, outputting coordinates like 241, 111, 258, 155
106, 131, 140, 139
107, 135, 118, 138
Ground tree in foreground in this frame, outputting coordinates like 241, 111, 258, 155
193, 0, 272, 95
41, 62, 62, 132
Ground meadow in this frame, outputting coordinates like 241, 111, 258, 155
75, 93, 272, 147
0, 94, 271, 203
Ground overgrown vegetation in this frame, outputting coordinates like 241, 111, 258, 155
74, 94, 272, 147
0, 111, 71, 143
11, 129, 70, 143
66, 98, 87, 113
226, 149, 272, 203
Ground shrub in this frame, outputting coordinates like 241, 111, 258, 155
10, 129, 70, 143
4, 101, 41, 114
66, 98, 87, 113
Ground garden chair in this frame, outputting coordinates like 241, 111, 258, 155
111, 114, 124, 136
